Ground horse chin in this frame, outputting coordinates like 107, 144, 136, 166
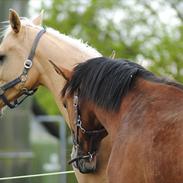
74, 155, 97, 174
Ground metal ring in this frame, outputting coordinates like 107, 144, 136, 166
21, 87, 28, 93
20, 74, 27, 83
24, 59, 32, 69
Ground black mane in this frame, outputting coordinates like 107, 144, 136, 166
62, 57, 178, 111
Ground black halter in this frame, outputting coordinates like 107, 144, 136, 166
0, 28, 46, 109
68, 92, 106, 164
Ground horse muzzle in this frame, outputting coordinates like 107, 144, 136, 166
76, 155, 97, 174
70, 146, 97, 173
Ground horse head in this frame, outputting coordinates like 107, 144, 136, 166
50, 60, 107, 173
0, 9, 110, 183
0, 9, 44, 110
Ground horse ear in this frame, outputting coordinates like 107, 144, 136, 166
49, 60, 72, 81
9, 9, 21, 33
32, 10, 44, 25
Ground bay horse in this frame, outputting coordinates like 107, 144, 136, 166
52, 56, 183, 183
0, 9, 110, 183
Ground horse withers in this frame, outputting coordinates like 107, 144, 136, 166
52, 56, 183, 183
0, 9, 109, 183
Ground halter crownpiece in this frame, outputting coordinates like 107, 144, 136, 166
0, 28, 46, 108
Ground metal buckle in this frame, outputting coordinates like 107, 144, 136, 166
24, 59, 32, 69
73, 95, 78, 107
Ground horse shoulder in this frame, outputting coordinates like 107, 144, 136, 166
106, 81, 183, 183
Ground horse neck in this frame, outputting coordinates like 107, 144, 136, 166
92, 77, 183, 140
39, 29, 101, 68
81, 100, 120, 141
34, 29, 101, 120
88, 78, 160, 140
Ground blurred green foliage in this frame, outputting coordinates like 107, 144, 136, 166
35, 0, 183, 114
36, 86, 60, 114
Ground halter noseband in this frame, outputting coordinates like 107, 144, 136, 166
0, 28, 46, 109
68, 92, 106, 165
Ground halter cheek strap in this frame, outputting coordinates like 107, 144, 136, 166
68, 92, 106, 165
0, 28, 46, 108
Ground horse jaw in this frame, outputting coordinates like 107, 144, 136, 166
71, 147, 97, 174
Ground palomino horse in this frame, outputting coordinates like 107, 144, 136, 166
0, 10, 110, 183
53, 56, 183, 183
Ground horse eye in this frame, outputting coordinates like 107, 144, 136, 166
0, 55, 5, 64
63, 101, 67, 108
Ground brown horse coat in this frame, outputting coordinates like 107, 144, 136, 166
106, 78, 183, 183
55, 57, 183, 183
